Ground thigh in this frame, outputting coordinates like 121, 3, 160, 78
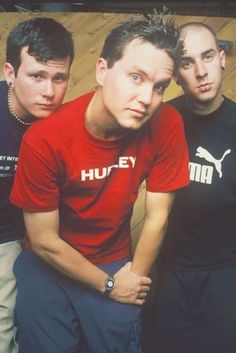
200, 266, 236, 353
152, 269, 197, 353
72, 259, 142, 353
13, 250, 81, 353
0, 240, 23, 353
76, 290, 141, 353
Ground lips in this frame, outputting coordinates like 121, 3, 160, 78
129, 108, 147, 118
38, 104, 54, 110
197, 83, 212, 92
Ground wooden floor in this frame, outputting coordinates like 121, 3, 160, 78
0, 12, 235, 249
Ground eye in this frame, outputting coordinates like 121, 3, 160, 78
154, 82, 169, 93
130, 73, 142, 83
30, 73, 43, 80
179, 58, 192, 69
53, 74, 68, 83
204, 53, 214, 62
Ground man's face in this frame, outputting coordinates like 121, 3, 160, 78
96, 39, 174, 134
7, 47, 70, 119
175, 27, 225, 106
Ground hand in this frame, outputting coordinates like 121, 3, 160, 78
109, 262, 151, 305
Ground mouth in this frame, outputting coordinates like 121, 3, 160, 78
197, 83, 212, 92
37, 104, 55, 110
129, 108, 147, 119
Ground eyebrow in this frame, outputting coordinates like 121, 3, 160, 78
28, 69, 69, 77
180, 48, 217, 61
201, 48, 217, 56
131, 66, 149, 77
131, 66, 172, 84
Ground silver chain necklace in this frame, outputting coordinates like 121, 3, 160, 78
8, 87, 32, 126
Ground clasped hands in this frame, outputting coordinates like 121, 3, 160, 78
108, 262, 152, 305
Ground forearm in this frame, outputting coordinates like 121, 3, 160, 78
32, 235, 108, 293
24, 210, 107, 293
131, 191, 174, 276
131, 218, 167, 276
34, 236, 151, 304
24, 210, 151, 304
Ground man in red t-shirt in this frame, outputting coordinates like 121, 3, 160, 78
10, 14, 189, 353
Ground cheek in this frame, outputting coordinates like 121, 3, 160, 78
17, 90, 31, 105
214, 67, 223, 83
55, 85, 68, 100
103, 80, 122, 105
150, 102, 161, 117
178, 71, 194, 88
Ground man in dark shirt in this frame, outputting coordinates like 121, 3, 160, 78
0, 17, 74, 353
153, 22, 236, 353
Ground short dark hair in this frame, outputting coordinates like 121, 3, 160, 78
100, 13, 183, 68
6, 17, 74, 75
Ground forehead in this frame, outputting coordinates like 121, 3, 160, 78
19, 46, 71, 73
118, 38, 174, 75
181, 27, 217, 56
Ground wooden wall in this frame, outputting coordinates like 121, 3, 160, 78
1, 12, 235, 249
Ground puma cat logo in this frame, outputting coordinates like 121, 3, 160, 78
196, 146, 231, 178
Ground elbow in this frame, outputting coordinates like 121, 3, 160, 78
30, 238, 59, 261
31, 241, 48, 259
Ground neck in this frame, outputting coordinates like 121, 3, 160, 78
85, 90, 126, 140
188, 93, 224, 116
8, 86, 33, 126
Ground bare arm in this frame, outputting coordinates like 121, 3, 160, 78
24, 209, 151, 304
131, 191, 175, 276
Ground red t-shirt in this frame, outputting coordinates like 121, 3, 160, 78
10, 92, 189, 264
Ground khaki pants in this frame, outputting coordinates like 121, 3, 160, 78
0, 241, 23, 353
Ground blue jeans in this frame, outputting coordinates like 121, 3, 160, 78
13, 250, 141, 353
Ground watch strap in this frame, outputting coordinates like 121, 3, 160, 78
103, 275, 115, 296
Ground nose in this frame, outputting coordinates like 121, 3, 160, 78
137, 86, 153, 106
195, 60, 207, 79
42, 80, 55, 98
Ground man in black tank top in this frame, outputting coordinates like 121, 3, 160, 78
151, 22, 236, 353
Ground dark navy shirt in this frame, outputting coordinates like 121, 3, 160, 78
0, 81, 28, 243
159, 95, 236, 269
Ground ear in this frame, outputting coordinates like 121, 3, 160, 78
96, 58, 108, 86
3, 62, 16, 85
219, 49, 226, 70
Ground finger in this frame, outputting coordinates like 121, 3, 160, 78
137, 292, 148, 299
134, 298, 146, 305
141, 276, 152, 285
141, 285, 150, 293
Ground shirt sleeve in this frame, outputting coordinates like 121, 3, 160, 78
10, 134, 60, 212
146, 104, 190, 192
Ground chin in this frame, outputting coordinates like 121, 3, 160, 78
193, 91, 216, 103
36, 111, 54, 119
123, 123, 144, 132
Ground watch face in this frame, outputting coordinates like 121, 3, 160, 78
105, 276, 115, 293
107, 280, 114, 288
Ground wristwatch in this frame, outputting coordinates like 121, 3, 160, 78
103, 275, 115, 296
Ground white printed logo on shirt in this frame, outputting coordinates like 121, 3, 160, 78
81, 156, 136, 181
189, 147, 231, 184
